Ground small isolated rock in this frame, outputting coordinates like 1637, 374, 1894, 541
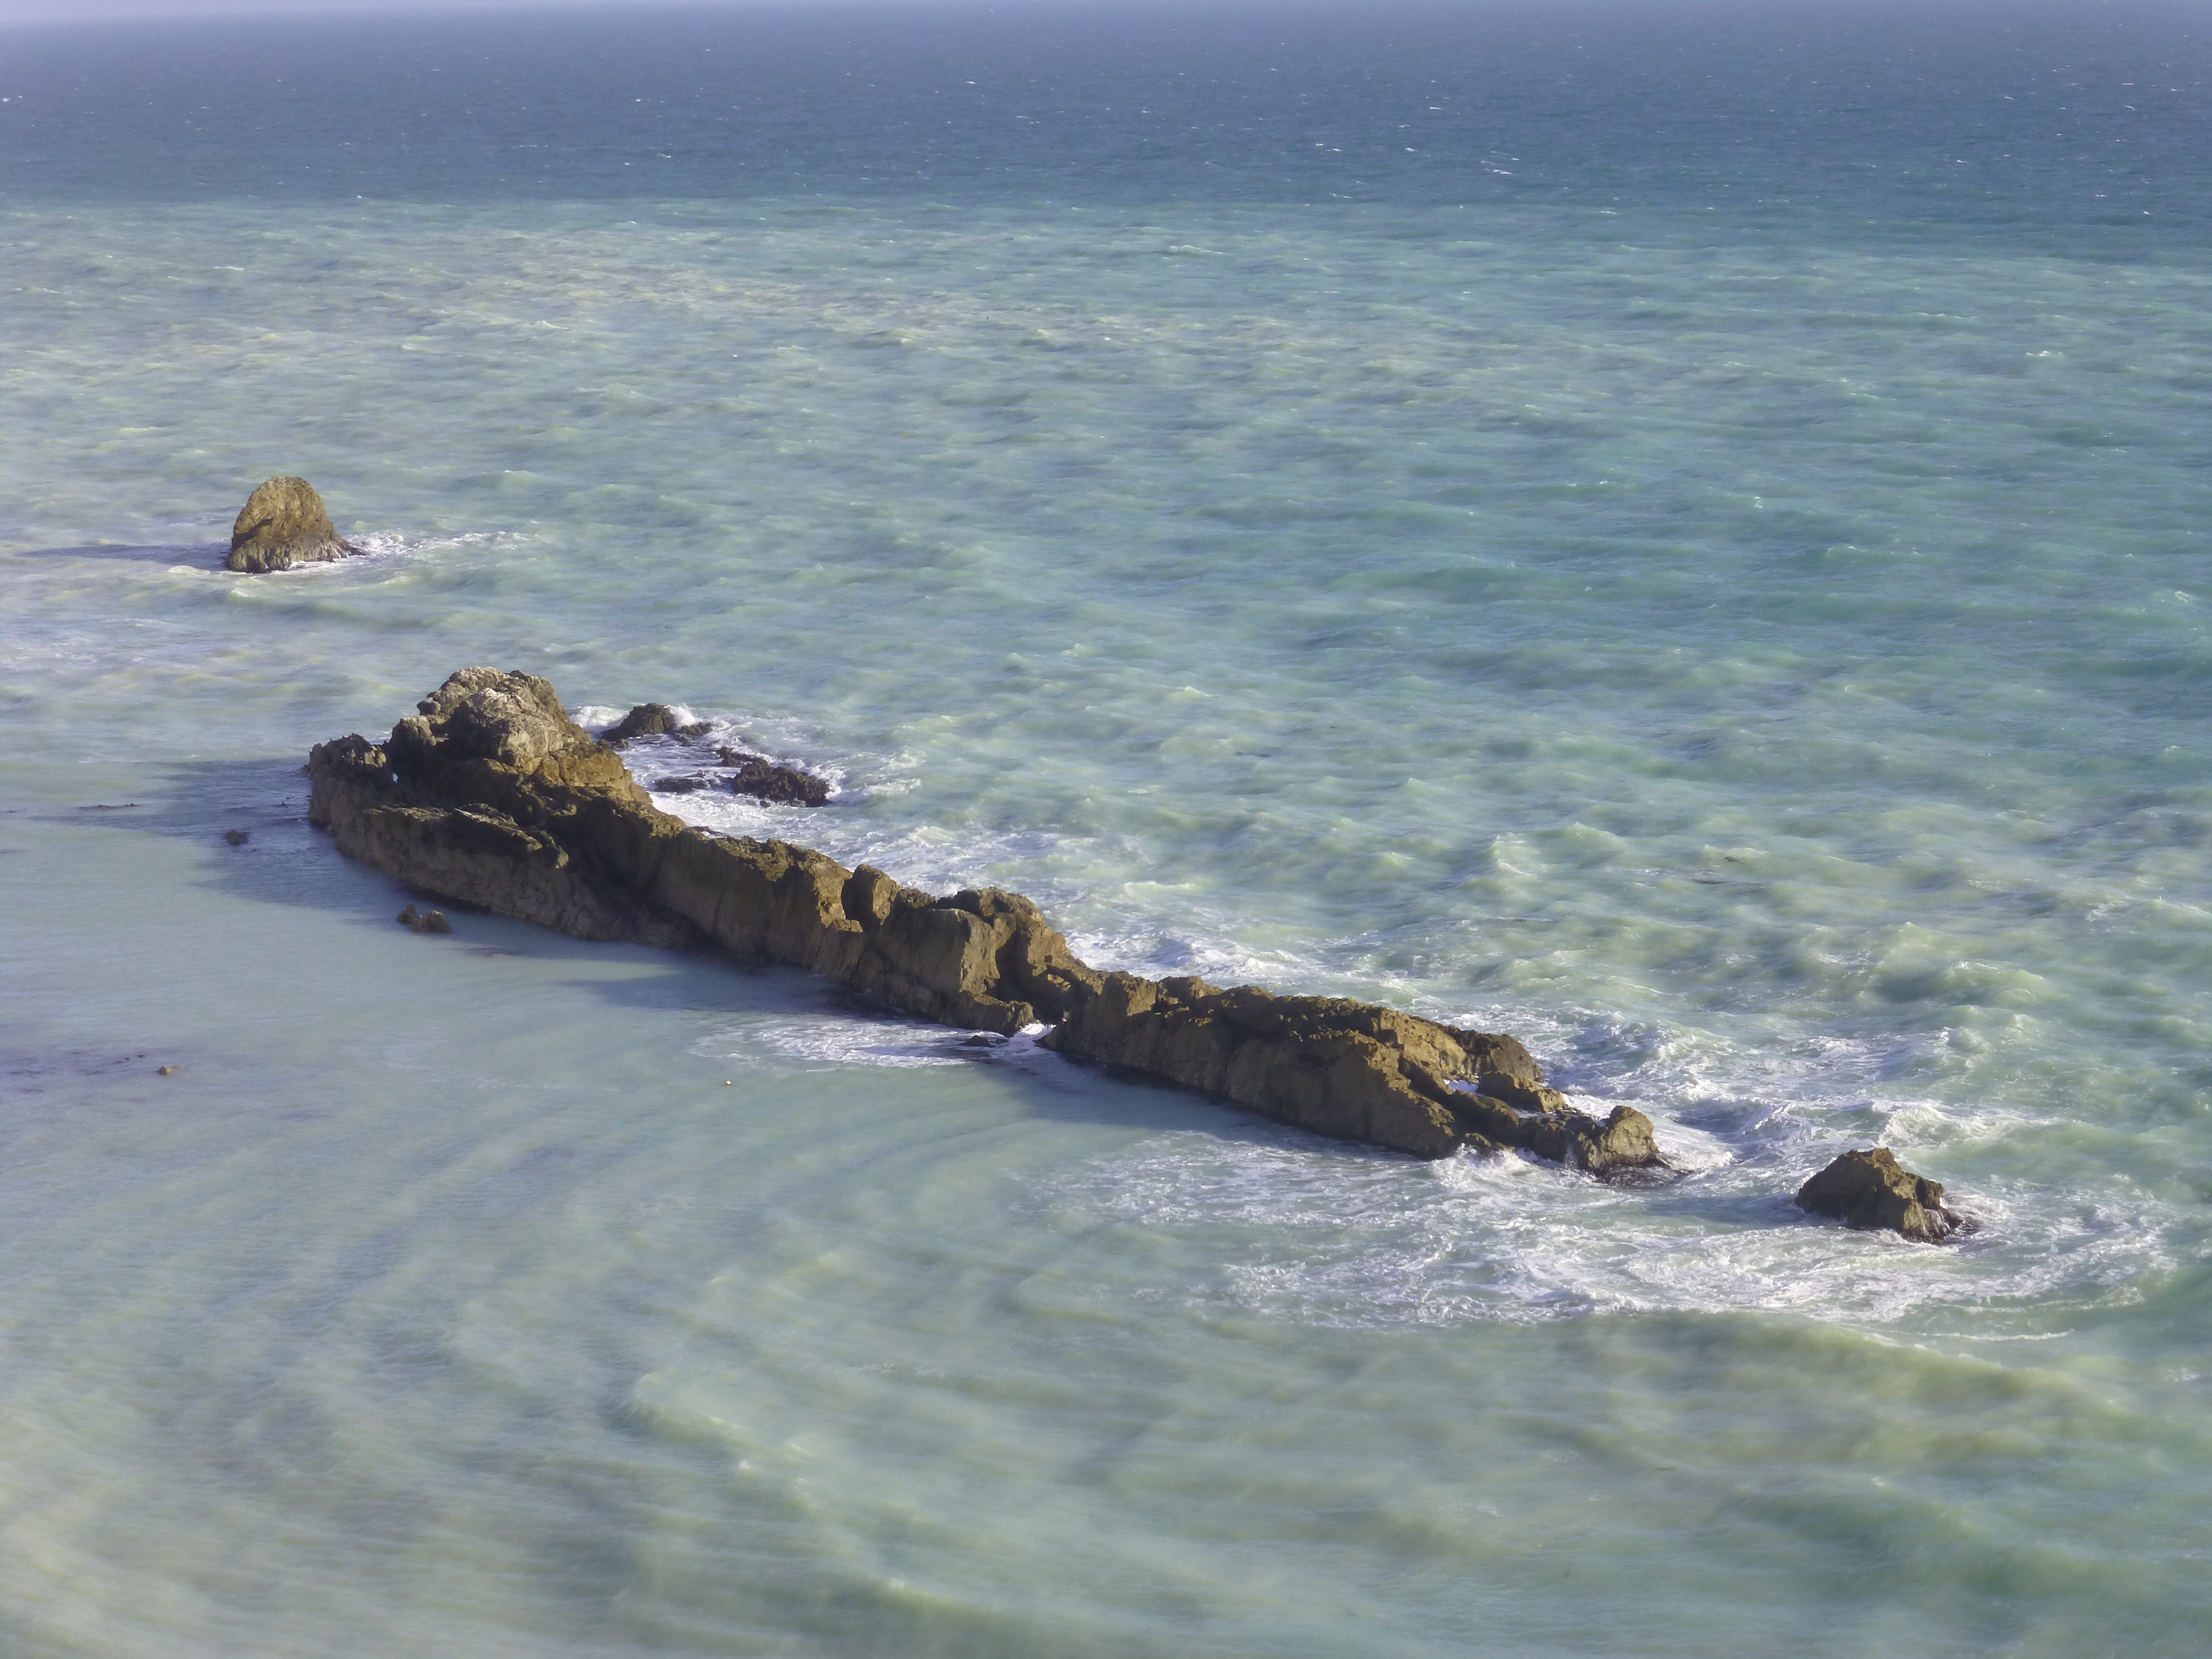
157, 1065, 178, 1075
1795, 1147, 1963, 1242
224, 828, 249, 845
396, 903, 455, 935
226, 476, 359, 573
718, 750, 831, 806
651, 773, 713, 794
601, 703, 686, 745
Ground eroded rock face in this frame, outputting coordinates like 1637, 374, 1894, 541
307, 669, 1667, 1173
1795, 1147, 1963, 1242
227, 476, 358, 573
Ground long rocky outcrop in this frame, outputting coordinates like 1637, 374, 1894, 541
307, 668, 1667, 1174
228, 476, 359, 573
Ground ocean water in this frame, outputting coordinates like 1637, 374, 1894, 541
4, 2, 2211, 1653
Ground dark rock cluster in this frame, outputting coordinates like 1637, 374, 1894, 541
599, 702, 831, 806
722, 754, 832, 807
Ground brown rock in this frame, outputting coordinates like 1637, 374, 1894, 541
1795, 1147, 1963, 1242
224, 828, 249, 846
226, 476, 358, 573
306, 669, 1667, 1172
1042, 975, 1663, 1170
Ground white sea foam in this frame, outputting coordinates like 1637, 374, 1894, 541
1045, 1116, 2176, 1333
699, 1012, 1055, 1071
608, 693, 2178, 1341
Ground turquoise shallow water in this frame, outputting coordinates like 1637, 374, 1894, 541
5, 5, 2212, 1654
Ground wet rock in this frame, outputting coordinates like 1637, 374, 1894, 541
226, 476, 359, 573
716, 746, 831, 807
307, 669, 1665, 1172
675, 721, 713, 739
224, 828, 249, 846
1795, 1147, 1963, 1242
1043, 974, 1664, 1172
600, 703, 686, 745
652, 773, 714, 794
396, 903, 455, 935
727, 757, 830, 807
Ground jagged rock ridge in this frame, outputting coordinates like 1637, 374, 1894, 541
307, 668, 1672, 1172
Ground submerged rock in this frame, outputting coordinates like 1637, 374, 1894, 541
227, 476, 359, 573
1795, 1147, 1963, 1242
307, 669, 1668, 1173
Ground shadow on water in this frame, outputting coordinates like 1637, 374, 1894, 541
61, 757, 1353, 1155
6, 541, 227, 566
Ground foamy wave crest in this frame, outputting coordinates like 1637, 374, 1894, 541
188, 527, 512, 578
1040, 1118, 2174, 1333
595, 713, 1100, 901
602, 700, 2161, 1334
697, 1013, 1053, 1071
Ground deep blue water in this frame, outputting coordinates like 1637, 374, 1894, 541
7, 0, 2208, 247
